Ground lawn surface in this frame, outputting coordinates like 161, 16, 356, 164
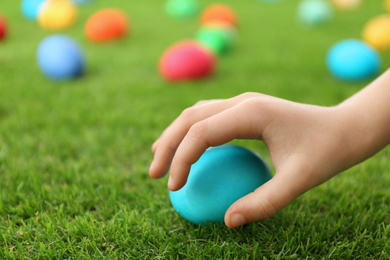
1, 0, 390, 259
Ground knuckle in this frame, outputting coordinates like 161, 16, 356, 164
239, 98, 265, 111
256, 197, 278, 219
194, 100, 208, 106
179, 107, 197, 123
188, 120, 208, 139
239, 92, 259, 99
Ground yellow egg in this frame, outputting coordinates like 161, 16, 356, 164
38, 0, 77, 30
385, 0, 390, 13
331, 0, 362, 10
362, 14, 390, 51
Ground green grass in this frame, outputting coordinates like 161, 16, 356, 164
1, 0, 390, 258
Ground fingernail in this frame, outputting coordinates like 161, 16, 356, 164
230, 213, 245, 228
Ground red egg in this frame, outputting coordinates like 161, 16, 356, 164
0, 14, 7, 40
159, 40, 216, 82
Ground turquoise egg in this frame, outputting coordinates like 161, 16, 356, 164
169, 145, 273, 225
326, 39, 381, 82
21, 0, 46, 20
297, 0, 332, 27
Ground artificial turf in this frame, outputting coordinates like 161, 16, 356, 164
1, 0, 390, 258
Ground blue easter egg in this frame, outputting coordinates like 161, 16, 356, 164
297, 0, 332, 27
21, 0, 46, 20
37, 34, 85, 80
169, 145, 273, 225
326, 39, 381, 82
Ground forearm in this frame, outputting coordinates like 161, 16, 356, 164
338, 69, 390, 164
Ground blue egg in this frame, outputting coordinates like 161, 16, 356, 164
169, 145, 273, 225
21, 0, 46, 20
297, 0, 332, 27
37, 34, 85, 80
326, 39, 381, 82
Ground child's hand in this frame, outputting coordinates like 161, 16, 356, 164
149, 81, 390, 228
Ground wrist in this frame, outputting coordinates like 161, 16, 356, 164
334, 96, 390, 168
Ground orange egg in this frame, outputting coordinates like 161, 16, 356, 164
200, 3, 237, 27
85, 8, 129, 42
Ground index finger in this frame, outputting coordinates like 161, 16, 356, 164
168, 99, 268, 190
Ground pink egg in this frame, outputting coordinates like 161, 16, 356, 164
159, 40, 216, 82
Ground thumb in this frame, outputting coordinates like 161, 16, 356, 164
224, 169, 308, 228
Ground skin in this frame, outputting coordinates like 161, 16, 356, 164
149, 69, 390, 228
